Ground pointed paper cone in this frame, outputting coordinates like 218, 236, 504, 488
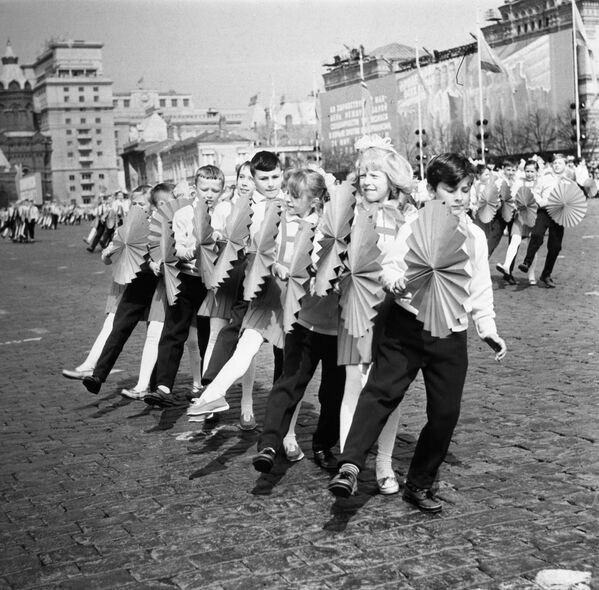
192, 197, 217, 284
339, 210, 384, 339
476, 181, 499, 224
405, 201, 471, 338
159, 222, 181, 306
515, 186, 537, 227
283, 221, 315, 333
148, 197, 193, 259
546, 179, 587, 228
314, 181, 356, 296
243, 200, 282, 300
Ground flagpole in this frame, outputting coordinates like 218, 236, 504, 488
313, 70, 321, 166
270, 76, 278, 152
359, 46, 367, 135
476, 12, 486, 165
572, 0, 582, 159
415, 42, 425, 179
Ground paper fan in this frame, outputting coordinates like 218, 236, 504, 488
546, 179, 587, 228
111, 205, 150, 285
283, 220, 315, 333
476, 181, 499, 224
405, 201, 472, 338
243, 200, 283, 300
498, 181, 516, 222
514, 186, 537, 227
207, 195, 253, 290
192, 197, 218, 284
148, 197, 193, 259
338, 210, 384, 339
313, 181, 356, 296
159, 220, 182, 306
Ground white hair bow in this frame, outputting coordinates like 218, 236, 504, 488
354, 134, 397, 154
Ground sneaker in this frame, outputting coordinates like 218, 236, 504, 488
402, 483, 442, 514
187, 396, 229, 416
328, 467, 358, 498
539, 276, 556, 288
284, 441, 305, 462
62, 368, 93, 380
239, 413, 257, 431
529, 278, 537, 285
188, 412, 220, 424
82, 375, 102, 395
120, 388, 147, 400
252, 447, 276, 473
377, 475, 400, 495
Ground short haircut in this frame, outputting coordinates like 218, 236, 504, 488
475, 163, 488, 177
524, 159, 539, 170
501, 159, 516, 169
150, 183, 174, 207
552, 153, 566, 162
194, 165, 225, 187
426, 153, 475, 190
250, 151, 282, 175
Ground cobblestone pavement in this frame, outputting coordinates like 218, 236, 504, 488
1, 204, 598, 590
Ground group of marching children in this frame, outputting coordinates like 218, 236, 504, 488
63, 137, 510, 514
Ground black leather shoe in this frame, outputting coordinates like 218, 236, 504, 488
517, 262, 530, 273
313, 449, 338, 471
328, 468, 358, 497
506, 274, 518, 285
252, 448, 276, 473
539, 276, 555, 288
82, 375, 102, 394
402, 484, 442, 514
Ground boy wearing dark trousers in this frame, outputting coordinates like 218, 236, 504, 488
328, 154, 507, 513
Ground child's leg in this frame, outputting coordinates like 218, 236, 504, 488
407, 331, 468, 490
240, 356, 257, 417
283, 401, 303, 459
196, 329, 264, 403
528, 253, 538, 283
375, 405, 402, 481
339, 363, 370, 453
76, 313, 115, 371
502, 232, 522, 270
186, 324, 202, 390
134, 320, 163, 392
203, 317, 228, 373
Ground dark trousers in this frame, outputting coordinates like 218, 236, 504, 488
487, 212, 508, 257
51, 214, 58, 230
26, 220, 36, 240
523, 208, 564, 279
258, 324, 346, 453
339, 304, 468, 489
94, 272, 159, 382
88, 221, 105, 251
155, 273, 207, 391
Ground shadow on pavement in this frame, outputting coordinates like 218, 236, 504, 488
251, 458, 296, 495
323, 487, 377, 533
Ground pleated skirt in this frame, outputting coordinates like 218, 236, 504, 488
104, 281, 126, 314
242, 275, 285, 349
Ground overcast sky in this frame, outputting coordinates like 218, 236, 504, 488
2, 0, 500, 109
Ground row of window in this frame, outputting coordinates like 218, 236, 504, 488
64, 96, 100, 103
66, 140, 102, 146
65, 117, 103, 124
516, 18, 550, 34
64, 87, 99, 93
67, 151, 104, 157
69, 172, 105, 181
112, 97, 190, 109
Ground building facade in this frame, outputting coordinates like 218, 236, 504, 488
32, 40, 118, 204
0, 41, 52, 206
319, 0, 599, 171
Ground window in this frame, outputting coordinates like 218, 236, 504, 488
113, 100, 118, 107
96, 129, 102, 134
95, 118, 101, 124
124, 99, 130, 107
93, 96, 99, 102
66, 129, 72, 135
81, 118, 86, 124
171, 99, 178, 107
82, 196, 91, 204
81, 173, 92, 179
97, 140, 102, 146
65, 118, 71, 124
67, 152, 73, 157
79, 96, 84, 103
64, 97, 69, 103
67, 141, 72, 146
69, 175, 75, 181
97, 151, 103, 156
63, 87, 69, 92
159, 99, 166, 107
99, 173, 105, 179
78, 87, 84, 92
70, 186, 76, 192
183, 99, 189, 107
93, 87, 98, 92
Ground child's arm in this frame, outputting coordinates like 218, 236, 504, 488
172, 208, 195, 261
468, 225, 507, 360
379, 222, 411, 295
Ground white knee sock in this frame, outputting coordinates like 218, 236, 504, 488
529, 253, 538, 281
203, 317, 227, 373
503, 234, 522, 269
186, 325, 202, 389
339, 364, 370, 453
199, 329, 263, 404
375, 405, 402, 480
77, 313, 115, 371
134, 321, 163, 391
284, 398, 302, 441
240, 356, 257, 416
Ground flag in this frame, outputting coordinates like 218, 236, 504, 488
478, 29, 506, 74
248, 94, 258, 106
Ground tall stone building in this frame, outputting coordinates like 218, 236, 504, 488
32, 40, 118, 204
